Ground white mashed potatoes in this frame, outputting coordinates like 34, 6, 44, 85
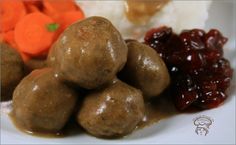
77, 0, 212, 39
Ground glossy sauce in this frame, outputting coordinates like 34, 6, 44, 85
10, 91, 177, 138
137, 92, 178, 128
125, 0, 170, 25
9, 112, 63, 138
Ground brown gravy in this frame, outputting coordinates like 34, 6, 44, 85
9, 91, 178, 138
9, 112, 63, 138
125, 0, 170, 25
137, 92, 178, 128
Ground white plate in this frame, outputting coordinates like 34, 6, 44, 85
1, 1, 235, 144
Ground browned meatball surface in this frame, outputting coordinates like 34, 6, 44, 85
77, 79, 144, 138
119, 41, 170, 99
12, 68, 78, 134
1, 42, 24, 101
47, 16, 128, 89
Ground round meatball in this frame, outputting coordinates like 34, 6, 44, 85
1, 42, 24, 101
12, 68, 78, 133
119, 41, 170, 99
77, 79, 144, 138
47, 16, 128, 89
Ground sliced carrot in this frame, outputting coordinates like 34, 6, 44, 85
43, 0, 78, 13
42, 0, 78, 20
0, 33, 3, 42
25, 3, 40, 13
23, 48, 50, 59
42, 0, 60, 20
58, 11, 85, 30
0, 0, 27, 32
50, 10, 85, 41
20, 52, 31, 62
14, 12, 56, 55
0, 30, 30, 62
23, 0, 42, 6
1, 30, 19, 49
23, 0, 43, 12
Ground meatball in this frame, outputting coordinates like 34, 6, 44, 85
1, 42, 24, 101
119, 41, 170, 99
47, 16, 128, 89
77, 79, 144, 138
12, 68, 78, 133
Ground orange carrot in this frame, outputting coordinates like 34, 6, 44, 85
51, 10, 84, 41
42, 0, 78, 20
25, 3, 40, 13
1, 30, 19, 49
0, 30, 30, 62
0, 33, 3, 42
0, 0, 27, 32
42, 1, 60, 20
23, 0, 43, 12
23, 0, 42, 6
43, 0, 78, 13
58, 11, 84, 30
20, 52, 31, 62
14, 12, 56, 55
24, 48, 50, 59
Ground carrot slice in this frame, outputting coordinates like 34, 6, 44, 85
2, 30, 18, 49
25, 3, 40, 13
14, 12, 56, 55
0, 33, 4, 42
0, 30, 30, 62
51, 11, 84, 41
43, 0, 78, 20
23, 0, 42, 6
42, 0, 60, 20
0, 0, 27, 32
43, 0, 78, 13
20, 52, 31, 63
58, 11, 85, 30
23, 0, 43, 12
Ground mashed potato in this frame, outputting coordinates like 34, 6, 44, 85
77, 0, 212, 39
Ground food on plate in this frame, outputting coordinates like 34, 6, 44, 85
43, 0, 79, 18
119, 41, 170, 99
24, 0, 42, 13
0, 0, 84, 62
0, 0, 27, 32
78, 0, 212, 39
12, 68, 78, 133
77, 79, 144, 138
47, 16, 128, 89
144, 27, 234, 110
14, 12, 56, 56
125, 0, 170, 25
0, 0, 234, 140
43, 0, 84, 38
24, 58, 47, 74
56, 10, 84, 31
0, 42, 24, 101
0, 30, 18, 50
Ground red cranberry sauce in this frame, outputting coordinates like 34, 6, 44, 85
144, 26, 233, 111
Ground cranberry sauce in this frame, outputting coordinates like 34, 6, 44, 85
144, 27, 233, 111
